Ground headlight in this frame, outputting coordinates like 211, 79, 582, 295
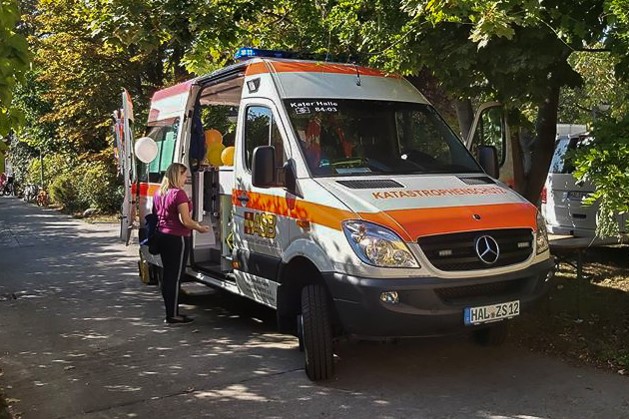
343, 220, 420, 268
536, 212, 549, 254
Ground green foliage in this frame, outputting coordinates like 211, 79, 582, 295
12, 70, 63, 156
0, 0, 30, 135
24, 150, 121, 214
573, 115, 629, 237
10, 0, 629, 213
49, 171, 86, 212
560, 50, 629, 124
77, 156, 123, 214
32, 0, 151, 154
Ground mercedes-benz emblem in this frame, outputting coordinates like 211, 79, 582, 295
475, 235, 500, 265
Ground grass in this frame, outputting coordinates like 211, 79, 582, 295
511, 246, 629, 375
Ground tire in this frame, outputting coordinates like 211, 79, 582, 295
473, 321, 509, 346
301, 284, 334, 381
147, 264, 161, 286
297, 314, 305, 352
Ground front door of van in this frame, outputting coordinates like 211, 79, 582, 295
232, 99, 290, 305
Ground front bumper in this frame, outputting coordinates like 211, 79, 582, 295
323, 258, 554, 339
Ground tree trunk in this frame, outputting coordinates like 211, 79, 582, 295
522, 85, 560, 203
509, 113, 526, 197
454, 99, 474, 140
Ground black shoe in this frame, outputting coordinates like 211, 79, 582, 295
165, 316, 194, 324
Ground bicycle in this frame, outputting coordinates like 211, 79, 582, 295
2, 180, 15, 196
37, 188, 50, 207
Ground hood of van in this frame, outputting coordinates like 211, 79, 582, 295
317, 175, 537, 240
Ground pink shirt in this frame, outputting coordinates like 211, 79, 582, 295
153, 188, 193, 237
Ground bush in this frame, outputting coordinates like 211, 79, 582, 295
26, 153, 69, 188
22, 150, 122, 215
78, 160, 123, 214
49, 171, 87, 213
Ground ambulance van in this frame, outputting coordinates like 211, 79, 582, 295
118, 48, 554, 381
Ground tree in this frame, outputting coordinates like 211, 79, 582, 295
32, 0, 150, 154
0, 0, 30, 136
573, 115, 629, 236
346, 1, 607, 202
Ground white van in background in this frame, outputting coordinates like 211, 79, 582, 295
542, 131, 628, 238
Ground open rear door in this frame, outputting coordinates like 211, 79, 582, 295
113, 89, 137, 245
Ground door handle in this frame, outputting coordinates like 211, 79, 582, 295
237, 195, 249, 203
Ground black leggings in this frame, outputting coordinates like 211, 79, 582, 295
159, 233, 190, 318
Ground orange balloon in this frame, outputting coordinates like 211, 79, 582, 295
204, 129, 223, 145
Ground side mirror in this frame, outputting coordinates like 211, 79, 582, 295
478, 145, 499, 178
252, 146, 277, 188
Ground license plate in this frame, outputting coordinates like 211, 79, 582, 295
567, 191, 590, 201
464, 300, 520, 325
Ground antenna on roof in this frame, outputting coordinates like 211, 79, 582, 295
353, 63, 361, 86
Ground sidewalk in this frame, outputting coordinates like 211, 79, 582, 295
1, 196, 628, 419
0, 196, 301, 418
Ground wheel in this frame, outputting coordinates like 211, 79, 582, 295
147, 263, 160, 286
472, 321, 509, 346
301, 284, 334, 381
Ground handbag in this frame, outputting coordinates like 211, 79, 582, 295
145, 214, 162, 255
143, 191, 167, 255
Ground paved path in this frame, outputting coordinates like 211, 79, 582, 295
0, 196, 628, 418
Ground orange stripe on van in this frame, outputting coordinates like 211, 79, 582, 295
232, 190, 537, 240
359, 203, 537, 239
245, 61, 398, 78
132, 182, 160, 197
232, 189, 353, 231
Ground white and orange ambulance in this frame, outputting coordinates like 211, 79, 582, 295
117, 48, 554, 381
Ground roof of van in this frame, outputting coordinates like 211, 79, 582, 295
150, 58, 398, 102
556, 123, 587, 137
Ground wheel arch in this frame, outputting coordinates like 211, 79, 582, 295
276, 255, 333, 334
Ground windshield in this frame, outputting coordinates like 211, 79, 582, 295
549, 134, 591, 174
283, 99, 482, 177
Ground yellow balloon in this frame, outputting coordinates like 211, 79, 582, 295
204, 129, 223, 145
205, 142, 225, 164
208, 143, 226, 166
221, 146, 235, 166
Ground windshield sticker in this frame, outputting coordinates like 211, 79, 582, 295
372, 187, 508, 200
288, 101, 338, 114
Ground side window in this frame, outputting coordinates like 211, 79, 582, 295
143, 119, 179, 182
244, 106, 286, 170
472, 107, 505, 165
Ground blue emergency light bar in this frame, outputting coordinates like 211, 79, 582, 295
234, 47, 295, 61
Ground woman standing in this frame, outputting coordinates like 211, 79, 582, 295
153, 163, 209, 324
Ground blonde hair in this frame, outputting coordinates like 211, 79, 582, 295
159, 163, 187, 195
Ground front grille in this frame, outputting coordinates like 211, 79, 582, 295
435, 278, 529, 304
418, 229, 533, 271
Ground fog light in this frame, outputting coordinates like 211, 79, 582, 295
380, 291, 399, 305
